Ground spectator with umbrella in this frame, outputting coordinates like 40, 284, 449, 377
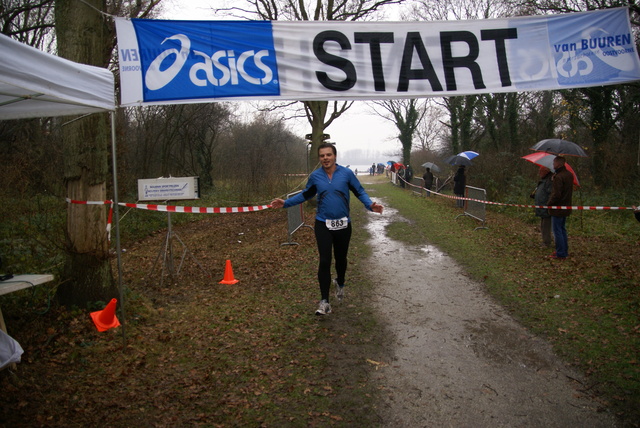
547, 156, 574, 259
445, 151, 477, 208
398, 164, 406, 188
528, 138, 587, 259
423, 166, 434, 197
453, 165, 466, 208
532, 166, 553, 247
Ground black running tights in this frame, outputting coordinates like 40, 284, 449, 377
314, 220, 352, 301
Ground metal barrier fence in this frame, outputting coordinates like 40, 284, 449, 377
457, 185, 488, 230
411, 177, 424, 195
281, 190, 313, 245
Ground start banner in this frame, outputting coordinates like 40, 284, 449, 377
115, 8, 640, 106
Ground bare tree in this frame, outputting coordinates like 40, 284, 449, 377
215, 0, 407, 166
414, 100, 447, 152
410, 0, 512, 157
0, 0, 55, 46
371, 99, 426, 164
224, 112, 307, 199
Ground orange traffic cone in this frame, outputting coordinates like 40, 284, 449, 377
90, 298, 121, 332
219, 259, 239, 284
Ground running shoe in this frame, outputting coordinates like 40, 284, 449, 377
315, 299, 332, 316
333, 278, 345, 301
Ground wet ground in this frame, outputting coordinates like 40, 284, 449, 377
363, 197, 618, 427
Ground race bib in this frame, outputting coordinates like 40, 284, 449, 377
326, 217, 348, 230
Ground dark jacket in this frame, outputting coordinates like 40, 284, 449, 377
406, 165, 413, 182
547, 166, 573, 217
453, 167, 466, 195
534, 172, 553, 218
423, 170, 434, 188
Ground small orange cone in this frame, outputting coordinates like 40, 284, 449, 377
219, 259, 239, 284
90, 298, 121, 332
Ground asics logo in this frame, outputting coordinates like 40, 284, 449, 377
144, 34, 274, 91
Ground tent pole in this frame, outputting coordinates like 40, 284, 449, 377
110, 110, 126, 347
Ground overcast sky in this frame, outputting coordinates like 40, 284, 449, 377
158, 1, 403, 165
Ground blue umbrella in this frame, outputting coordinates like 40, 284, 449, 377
458, 150, 479, 160
444, 155, 473, 166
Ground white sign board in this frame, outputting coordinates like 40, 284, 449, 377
137, 177, 199, 201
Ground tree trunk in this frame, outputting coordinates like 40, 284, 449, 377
55, 0, 117, 306
584, 87, 614, 186
304, 101, 329, 170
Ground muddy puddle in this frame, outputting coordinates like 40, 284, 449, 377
364, 199, 617, 427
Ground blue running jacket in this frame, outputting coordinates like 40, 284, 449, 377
284, 165, 374, 222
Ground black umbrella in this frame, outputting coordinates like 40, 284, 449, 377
530, 139, 587, 157
444, 155, 473, 166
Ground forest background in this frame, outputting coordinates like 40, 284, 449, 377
0, 1, 639, 305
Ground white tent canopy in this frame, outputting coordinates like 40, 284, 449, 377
0, 33, 125, 338
0, 33, 115, 119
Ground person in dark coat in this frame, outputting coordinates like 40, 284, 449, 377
423, 168, 434, 197
406, 164, 414, 184
633, 206, 640, 222
534, 166, 553, 247
547, 156, 573, 259
453, 165, 466, 208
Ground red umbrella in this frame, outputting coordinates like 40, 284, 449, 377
522, 152, 580, 187
393, 162, 405, 170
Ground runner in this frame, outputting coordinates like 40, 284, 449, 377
270, 142, 383, 315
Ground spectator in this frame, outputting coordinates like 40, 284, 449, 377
533, 166, 553, 247
547, 156, 573, 259
453, 165, 466, 208
423, 167, 434, 197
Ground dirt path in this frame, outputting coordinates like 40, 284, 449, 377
361, 194, 618, 427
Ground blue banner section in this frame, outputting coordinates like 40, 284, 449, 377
130, 19, 280, 102
547, 8, 638, 86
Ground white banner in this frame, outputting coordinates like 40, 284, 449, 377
115, 8, 640, 106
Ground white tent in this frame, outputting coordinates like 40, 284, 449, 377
0, 33, 114, 119
0, 33, 125, 337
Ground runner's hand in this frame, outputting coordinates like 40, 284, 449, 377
371, 202, 383, 214
270, 198, 285, 209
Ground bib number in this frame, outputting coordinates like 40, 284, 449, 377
326, 217, 348, 230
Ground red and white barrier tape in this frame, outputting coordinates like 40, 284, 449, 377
66, 198, 271, 212
66, 199, 271, 241
119, 203, 271, 213
66, 198, 112, 205
66, 198, 114, 241
396, 176, 634, 211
